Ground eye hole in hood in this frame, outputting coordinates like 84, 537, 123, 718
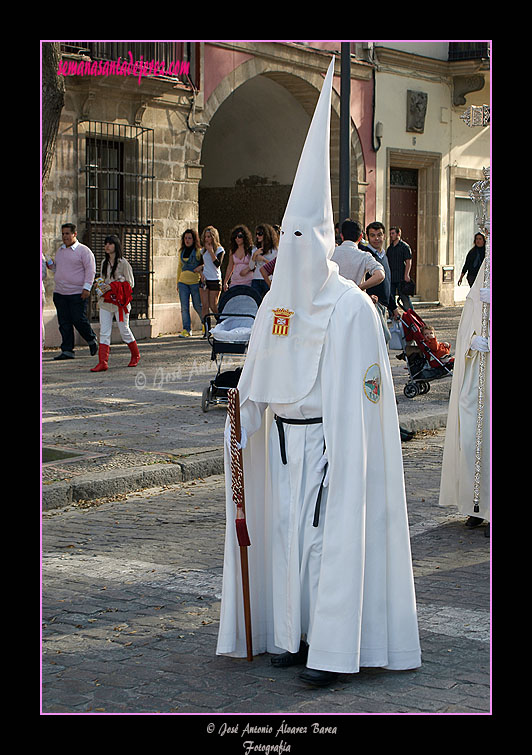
294, 231, 303, 236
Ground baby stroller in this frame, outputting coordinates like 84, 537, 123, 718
201, 285, 262, 412
395, 308, 454, 398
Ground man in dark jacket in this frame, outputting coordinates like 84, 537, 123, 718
359, 222, 400, 343
360, 222, 413, 442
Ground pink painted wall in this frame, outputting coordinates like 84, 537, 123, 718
354, 79, 376, 226
203, 43, 254, 102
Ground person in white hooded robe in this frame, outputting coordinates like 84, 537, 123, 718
216, 58, 421, 687
439, 257, 490, 534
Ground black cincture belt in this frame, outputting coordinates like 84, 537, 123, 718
273, 415, 325, 527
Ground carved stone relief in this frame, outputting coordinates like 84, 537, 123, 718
406, 90, 428, 133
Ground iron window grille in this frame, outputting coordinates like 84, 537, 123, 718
59, 41, 198, 88
390, 168, 418, 188
448, 42, 490, 61
81, 121, 154, 321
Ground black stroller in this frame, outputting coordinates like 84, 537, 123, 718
201, 285, 262, 412
396, 309, 455, 398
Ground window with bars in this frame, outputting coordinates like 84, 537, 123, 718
448, 42, 490, 61
81, 121, 154, 321
86, 138, 124, 223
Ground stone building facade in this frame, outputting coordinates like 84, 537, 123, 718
369, 42, 490, 304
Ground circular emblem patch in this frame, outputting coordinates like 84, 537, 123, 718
364, 363, 381, 403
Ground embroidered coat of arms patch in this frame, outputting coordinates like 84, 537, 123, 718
272, 308, 294, 336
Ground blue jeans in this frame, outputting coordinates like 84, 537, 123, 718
251, 278, 269, 301
178, 282, 202, 332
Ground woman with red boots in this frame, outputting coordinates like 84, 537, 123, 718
91, 234, 140, 372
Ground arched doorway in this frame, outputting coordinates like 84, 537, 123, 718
199, 73, 310, 253
198, 62, 366, 262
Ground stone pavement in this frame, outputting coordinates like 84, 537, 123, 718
41, 304, 462, 510
41, 302, 492, 718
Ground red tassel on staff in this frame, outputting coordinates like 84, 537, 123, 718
235, 505, 251, 547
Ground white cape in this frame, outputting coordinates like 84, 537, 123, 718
439, 259, 490, 519
216, 284, 421, 673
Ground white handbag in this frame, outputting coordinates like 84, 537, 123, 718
388, 320, 404, 350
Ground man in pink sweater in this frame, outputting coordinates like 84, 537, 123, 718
48, 223, 98, 360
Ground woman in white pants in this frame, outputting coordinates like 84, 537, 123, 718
91, 235, 140, 372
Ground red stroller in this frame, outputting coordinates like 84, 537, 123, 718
397, 309, 454, 398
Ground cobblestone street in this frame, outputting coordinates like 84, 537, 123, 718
42, 429, 490, 717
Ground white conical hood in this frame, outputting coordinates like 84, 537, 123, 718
240, 56, 354, 405
280, 56, 336, 264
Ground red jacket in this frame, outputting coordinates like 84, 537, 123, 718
424, 335, 450, 360
103, 281, 133, 321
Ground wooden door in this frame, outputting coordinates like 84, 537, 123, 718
390, 169, 418, 278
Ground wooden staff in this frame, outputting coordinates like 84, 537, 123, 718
227, 388, 253, 661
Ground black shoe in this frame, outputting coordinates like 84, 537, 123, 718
299, 668, 339, 687
484, 523, 490, 538
53, 352, 75, 360
271, 640, 309, 668
465, 516, 484, 528
89, 341, 98, 356
400, 426, 414, 442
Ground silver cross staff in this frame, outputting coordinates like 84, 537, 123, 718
460, 105, 490, 514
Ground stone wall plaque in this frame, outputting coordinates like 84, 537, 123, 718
406, 90, 428, 133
